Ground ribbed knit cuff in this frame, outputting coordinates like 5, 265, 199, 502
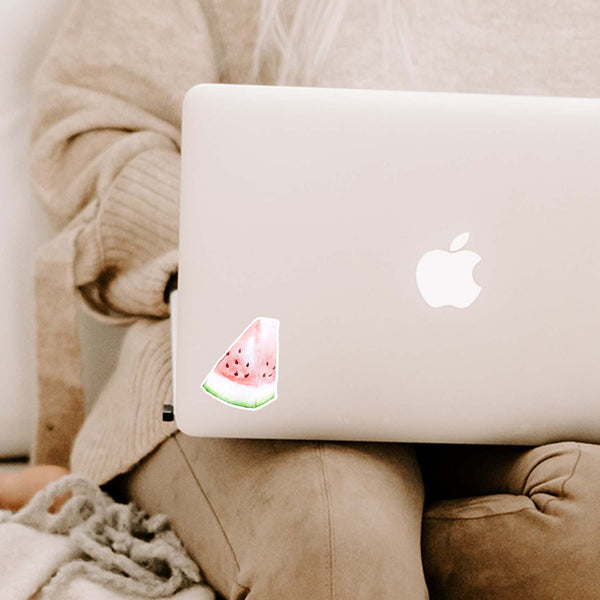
75, 148, 180, 319
70, 319, 178, 485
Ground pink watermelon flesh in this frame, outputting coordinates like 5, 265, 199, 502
202, 317, 279, 409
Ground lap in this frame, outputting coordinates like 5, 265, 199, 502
113, 433, 427, 600
112, 435, 600, 599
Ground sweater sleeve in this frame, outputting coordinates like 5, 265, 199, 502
31, 0, 219, 319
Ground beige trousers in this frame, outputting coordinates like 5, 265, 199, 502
112, 435, 600, 600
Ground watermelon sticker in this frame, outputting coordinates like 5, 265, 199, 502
202, 317, 280, 410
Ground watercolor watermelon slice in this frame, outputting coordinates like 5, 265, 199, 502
202, 317, 279, 409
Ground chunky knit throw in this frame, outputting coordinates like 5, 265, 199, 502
0, 475, 214, 599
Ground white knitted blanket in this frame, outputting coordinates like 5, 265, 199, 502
0, 475, 215, 600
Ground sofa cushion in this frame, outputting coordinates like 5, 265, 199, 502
0, 0, 70, 456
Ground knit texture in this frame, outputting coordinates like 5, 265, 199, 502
0, 474, 214, 599
71, 320, 177, 482
30, 0, 218, 474
30, 0, 600, 483
33, 228, 86, 466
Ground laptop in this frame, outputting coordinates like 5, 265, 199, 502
174, 83, 600, 445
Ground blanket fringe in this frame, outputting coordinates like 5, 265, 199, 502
1, 475, 202, 598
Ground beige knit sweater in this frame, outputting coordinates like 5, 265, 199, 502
31, 0, 600, 484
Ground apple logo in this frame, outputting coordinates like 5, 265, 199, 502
416, 232, 482, 308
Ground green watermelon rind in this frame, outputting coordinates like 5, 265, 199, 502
201, 317, 279, 410
202, 381, 276, 409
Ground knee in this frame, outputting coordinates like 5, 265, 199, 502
423, 442, 600, 599
512, 441, 583, 511
234, 442, 427, 600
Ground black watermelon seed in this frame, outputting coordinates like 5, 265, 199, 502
246, 362, 249, 367
234, 372, 238, 376
262, 373, 265, 377
235, 359, 238, 364
226, 352, 229, 356
225, 363, 229, 368
244, 373, 249, 378
269, 374, 272, 377
266, 362, 269, 366
238, 348, 241, 353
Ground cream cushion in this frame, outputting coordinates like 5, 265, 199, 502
0, 0, 70, 456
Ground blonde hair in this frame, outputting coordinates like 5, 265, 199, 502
250, 0, 415, 87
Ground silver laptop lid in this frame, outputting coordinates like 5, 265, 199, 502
176, 84, 600, 444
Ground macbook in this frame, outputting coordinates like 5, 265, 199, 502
175, 84, 600, 444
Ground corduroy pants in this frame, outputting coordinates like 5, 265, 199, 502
111, 435, 600, 599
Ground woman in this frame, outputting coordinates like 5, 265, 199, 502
27, 1, 600, 598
